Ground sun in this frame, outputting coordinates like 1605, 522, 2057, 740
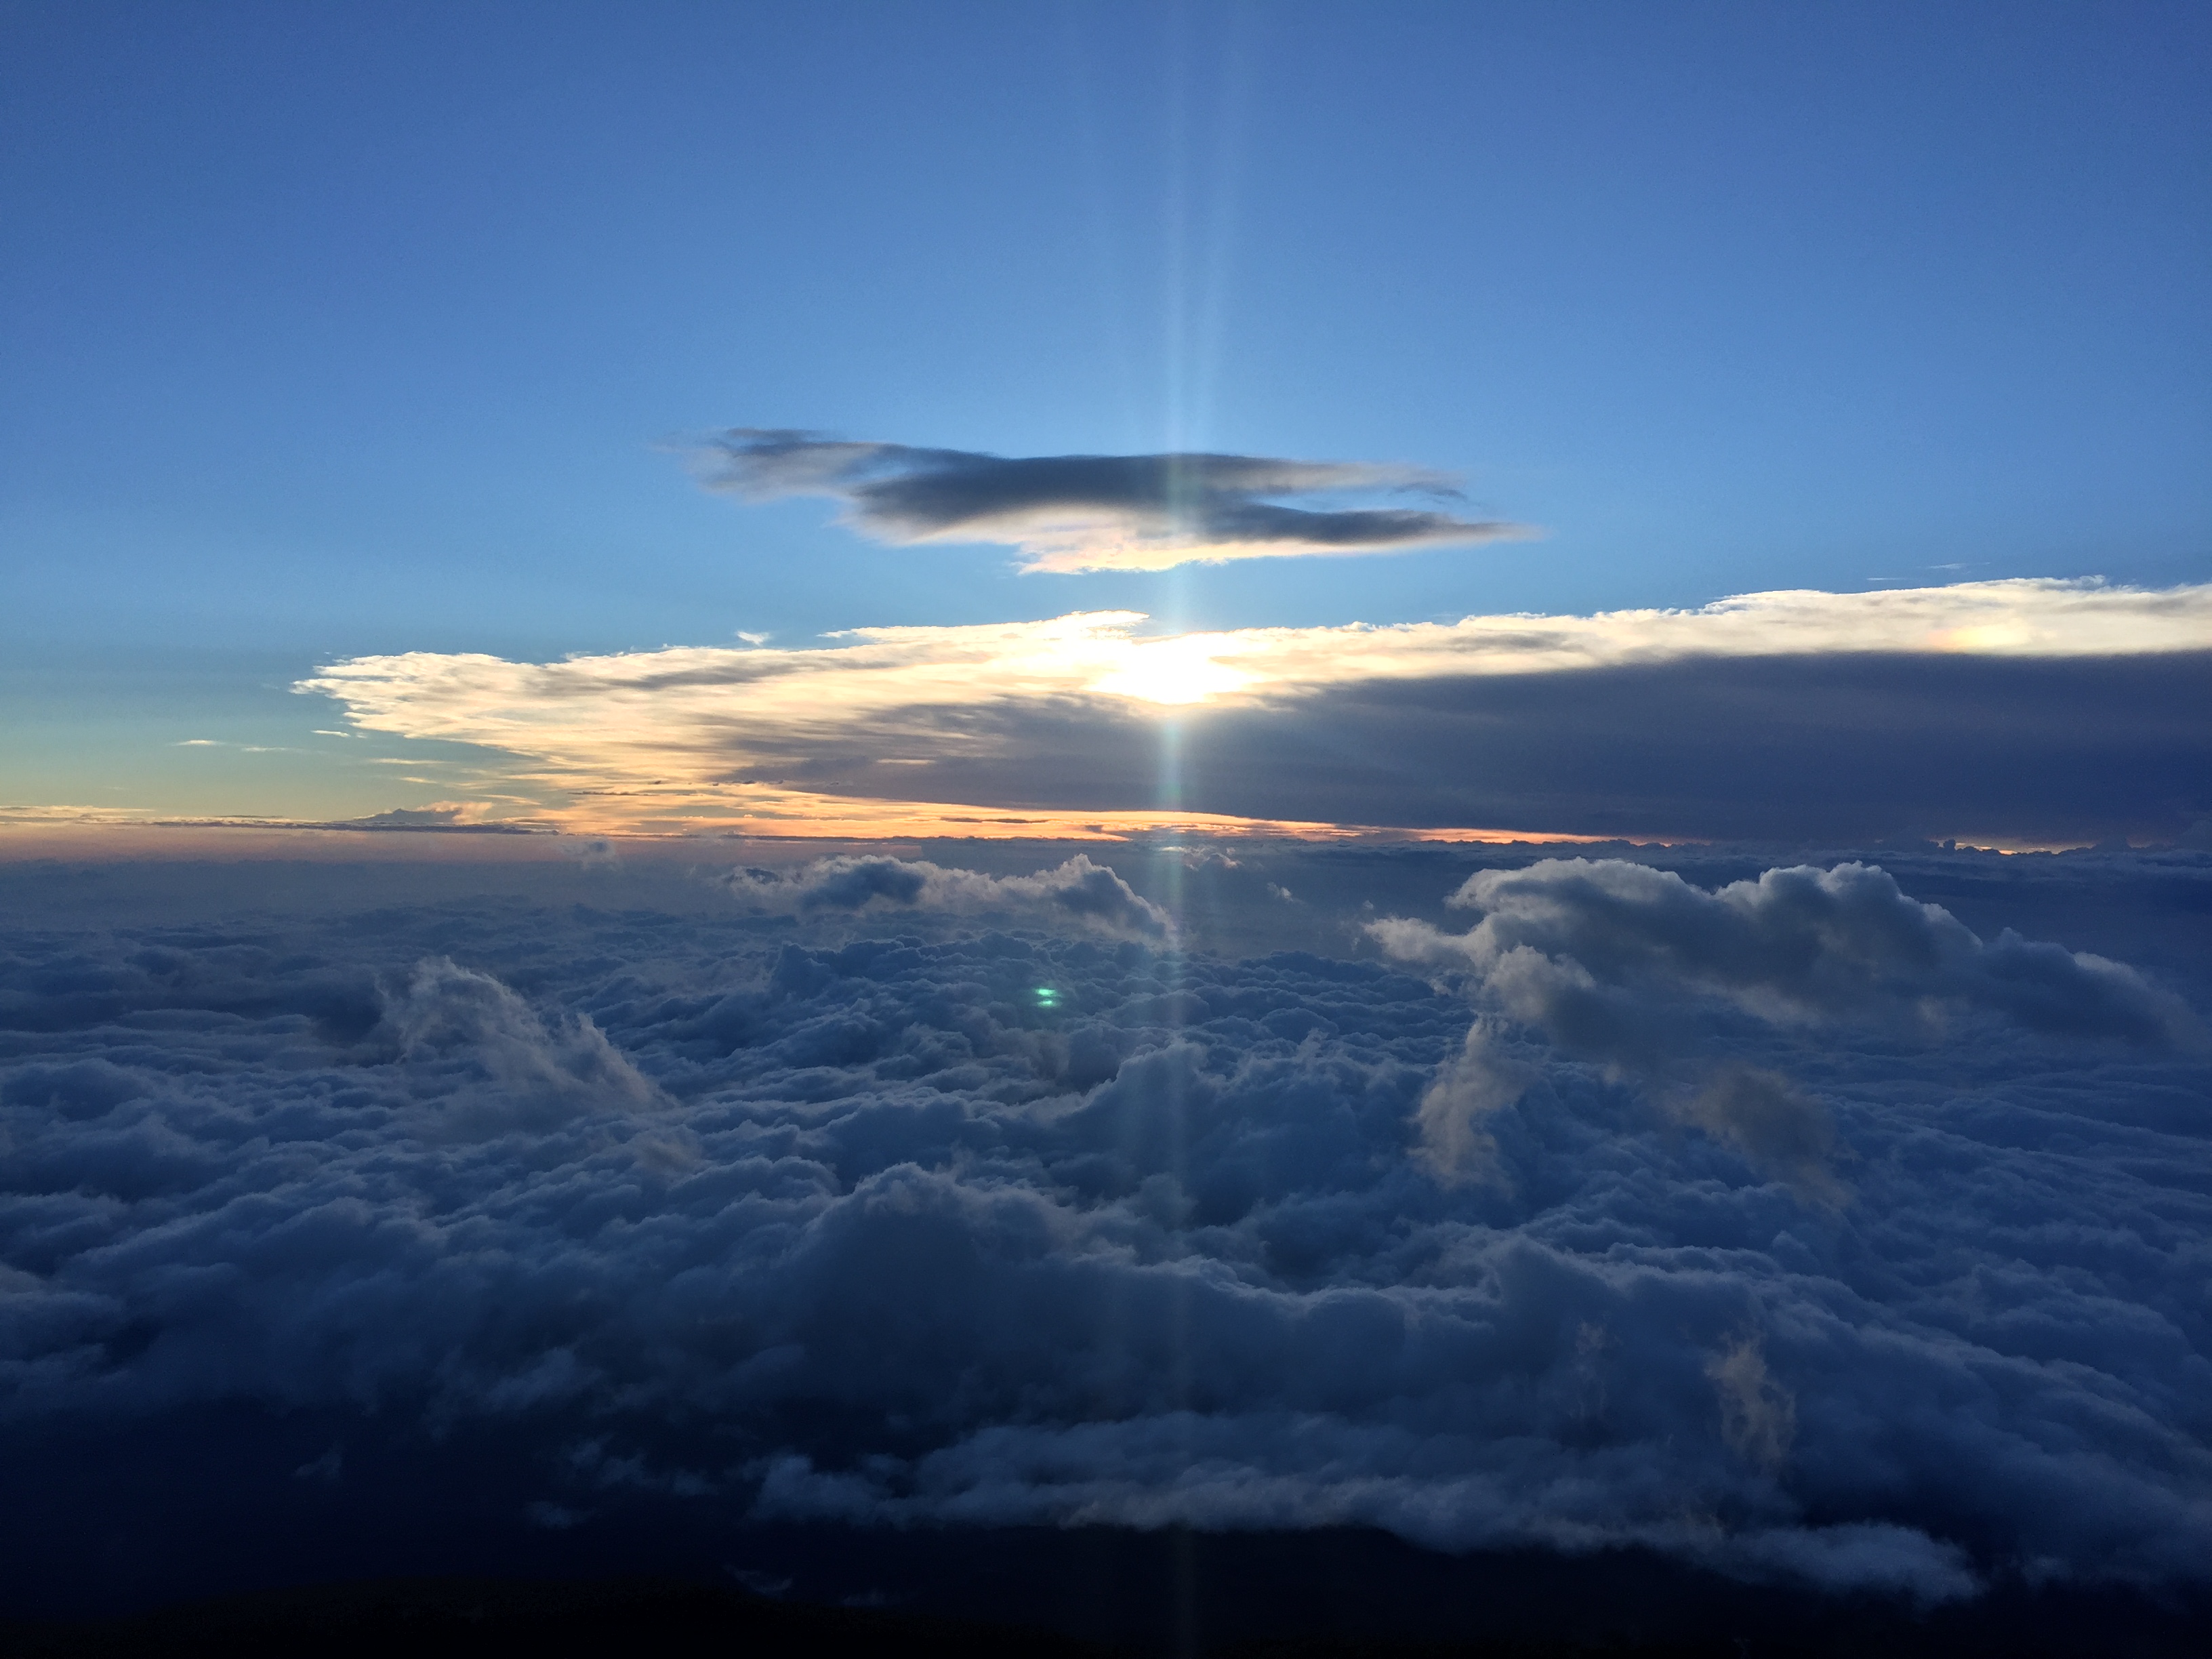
1090, 635, 1252, 706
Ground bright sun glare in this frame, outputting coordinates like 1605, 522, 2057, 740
1090, 637, 1252, 705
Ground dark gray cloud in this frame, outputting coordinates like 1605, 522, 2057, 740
326, 806, 541, 834
697, 430, 1528, 572
743, 649, 2212, 846
1, 846, 2208, 1611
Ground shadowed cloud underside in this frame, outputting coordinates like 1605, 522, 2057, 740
293, 579, 2212, 846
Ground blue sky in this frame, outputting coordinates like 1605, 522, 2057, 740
3, 1, 2208, 823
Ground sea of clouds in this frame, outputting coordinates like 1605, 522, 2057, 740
2, 842, 2207, 1607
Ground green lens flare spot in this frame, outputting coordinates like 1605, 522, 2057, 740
1034, 987, 1059, 1004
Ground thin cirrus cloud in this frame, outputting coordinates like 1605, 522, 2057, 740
693, 429, 1533, 573
295, 578, 2212, 847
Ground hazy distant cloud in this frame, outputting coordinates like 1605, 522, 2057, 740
299, 579, 2212, 846
335, 804, 502, 831
695, 429, 1532, 573
724, 854, 1170, 938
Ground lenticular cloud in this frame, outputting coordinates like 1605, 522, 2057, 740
696, 430, 1528, 572
1, 851, 2207, 1605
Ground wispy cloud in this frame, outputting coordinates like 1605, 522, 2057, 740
297, 579, 2212, 845
695, 429, 1532, 573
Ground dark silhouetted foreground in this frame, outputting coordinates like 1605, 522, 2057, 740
5, 1542, 2209, 1659
2, 1577, 1115, 1659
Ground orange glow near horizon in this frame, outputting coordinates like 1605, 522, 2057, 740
12, 580, 2203, 857
0, 800, 1622, 861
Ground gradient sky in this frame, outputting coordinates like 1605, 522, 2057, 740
4, 0, 2209, 828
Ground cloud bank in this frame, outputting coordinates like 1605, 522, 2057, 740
696, 430, 1530, 572
1370, 858, 2203, 1187
296, 579, 2212, 844
3, 846, 2207, 1607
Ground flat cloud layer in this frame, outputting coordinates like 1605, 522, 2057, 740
296, 579, 2212, 844
696, 430, 1531, 572
3, 844, 2208, 1608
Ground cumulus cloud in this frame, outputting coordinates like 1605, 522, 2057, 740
1706, 1335, 1797, 1474
1, 845, 2207, 1610
695, 430, 1530, 573
1372, 859, 2202, 1183
1407, 1017, 1529, 1185
1374, 858, 2201, 1051
382, 956, 663, 1134
722, 854, 1170, 938
1673, 1065, 1847, 1210
295, 580, 2212, 844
